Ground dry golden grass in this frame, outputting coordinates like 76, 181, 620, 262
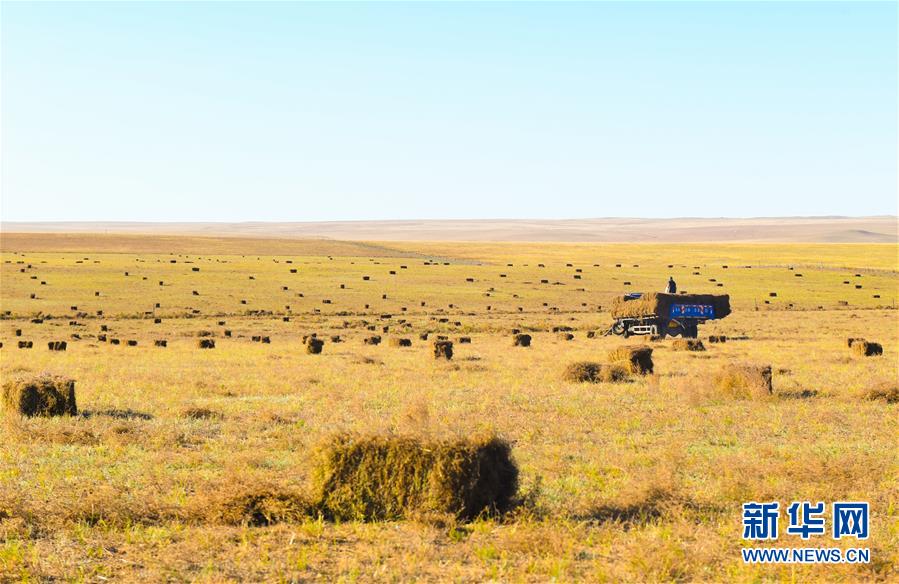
0, 235, 897, 582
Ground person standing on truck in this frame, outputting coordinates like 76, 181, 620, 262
665, 276, 677, 294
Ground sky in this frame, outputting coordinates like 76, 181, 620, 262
1, 1, 896, 222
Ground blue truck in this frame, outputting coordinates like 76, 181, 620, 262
609, 292, 731, 338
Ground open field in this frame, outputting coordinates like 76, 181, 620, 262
1, 234, 897, 582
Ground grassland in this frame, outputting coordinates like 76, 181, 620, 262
1, 234, 897, 582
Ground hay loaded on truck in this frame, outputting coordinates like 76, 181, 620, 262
609, 292, 731, 338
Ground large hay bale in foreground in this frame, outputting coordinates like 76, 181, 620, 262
2, 375, 77, 417
611, 292, 731, 319
563, 362, 629, 383
713, 364, 772, 399
312, 434, 518, 521
671, 339, 705, 352
607, 345, 654, 374
433, 340, 453, 360
512, 333, 531, 347
850, 340, 883, 357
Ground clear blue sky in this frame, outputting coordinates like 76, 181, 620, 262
1, 1, 896, 221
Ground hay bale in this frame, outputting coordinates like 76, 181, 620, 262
846, 337, 866, 348
708, 335, 727, 343
363, 335, 382, 345
512, 333, 531, 347
2, 375, 77, 417
713, 364, 773, 398
197, 339, 216, 349
671, 339, 705, 352
47, 341, 67, 351
311, 434, 518, 521
562, 362, 629, 383
862, 382, 898, 404
458, 336, 471, 344
851, 341, 883, 357
557, 333, 574, 341
607, 345, 653, 374
182, 407, 221, 420
389, 337, 412, 348
155, 340, 167, 347
433, 340, 453, 360
306, 338, 325, 354
212, 488, 312, 526
419, 332, 429, 341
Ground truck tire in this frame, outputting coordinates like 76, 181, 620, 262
685, 322, 698, 338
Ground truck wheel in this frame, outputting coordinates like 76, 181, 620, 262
612, 322, 625, 336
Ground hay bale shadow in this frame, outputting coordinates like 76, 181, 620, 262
82, 408, 153, 420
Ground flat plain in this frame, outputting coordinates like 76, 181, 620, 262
1, 233, 897, 582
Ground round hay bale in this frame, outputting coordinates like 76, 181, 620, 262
433, 340, 453, 360
512, 333, 531, 347
607, 345, 653, 375
713, 364, 773, 399
457, 336, 471, 344
306, 338, 325, 354
2, 375, 77, 417
389, 337, 412, 348
155, 340, 167, 347
47, 341, 67, 351
419, 332, 429, 341
557, 333, 574, 341
197, 339, 216, 349
363, 335, 382, 346
671, 339, 705, 351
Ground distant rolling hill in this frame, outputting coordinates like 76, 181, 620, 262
2, 217, 896, 243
